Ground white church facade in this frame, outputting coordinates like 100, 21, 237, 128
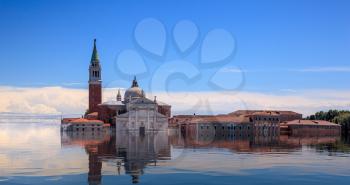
114, 77, 169, 133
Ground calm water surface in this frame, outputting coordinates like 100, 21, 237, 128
1, 113, 350, 185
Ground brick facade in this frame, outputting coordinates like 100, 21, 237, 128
283, 120, 341, 136
89, 83, 102, 113
288, 124, 341, 136
98, 105, 117, 125
157, 105, 171, 118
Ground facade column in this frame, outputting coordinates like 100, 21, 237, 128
128, 108, 131, 130
147, 108, 150, 130
153, 106, 156, 130
135, 109, 138, 131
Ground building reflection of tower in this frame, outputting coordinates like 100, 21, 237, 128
61, 131, 114, 185
116, 131, 170, 183
85, 137, 117, 185
60, 129, 170, 184
86, 145, 102, 185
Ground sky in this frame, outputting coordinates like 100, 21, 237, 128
0, 0, 349, 115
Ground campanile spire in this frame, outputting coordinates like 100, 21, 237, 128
91, 39, 99, 63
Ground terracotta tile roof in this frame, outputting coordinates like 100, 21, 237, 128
188, 115, 250, 124
248, 112, 280, 116
285, 120, 340, 126
230, 110, 302, 116
61, 118, 80, 124
276, 111, 303, 115
70, 118, 104, 124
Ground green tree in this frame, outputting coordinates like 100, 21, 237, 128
333, 113, 350, 134
307, 110, 350, 135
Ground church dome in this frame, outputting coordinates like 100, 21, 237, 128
124, 87, 143, 100
124, 76, 144, 102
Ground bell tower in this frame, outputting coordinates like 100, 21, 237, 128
117, 89, 122, 101
88, 39, 102, 113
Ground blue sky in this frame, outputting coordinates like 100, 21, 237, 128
0, 0, 349, 93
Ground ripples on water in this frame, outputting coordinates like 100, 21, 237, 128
0, 113, 350, 185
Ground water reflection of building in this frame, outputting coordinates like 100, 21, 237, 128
170, 131, 342, 153
60, 130, 170, 184
61, 131, 115, 185
170, 132, 283, 153
116, 131, 170, 183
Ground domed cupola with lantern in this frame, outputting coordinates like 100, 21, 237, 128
124, 76, 144, 102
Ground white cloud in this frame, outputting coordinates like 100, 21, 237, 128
0, 86, 86, 115
151, 89, 350, 116
0, 86, 349, 116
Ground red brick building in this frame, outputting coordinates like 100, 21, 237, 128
281, 120, 341, 136
229, 110, 302, 122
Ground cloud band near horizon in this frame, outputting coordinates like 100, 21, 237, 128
0, 86, 349, 117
